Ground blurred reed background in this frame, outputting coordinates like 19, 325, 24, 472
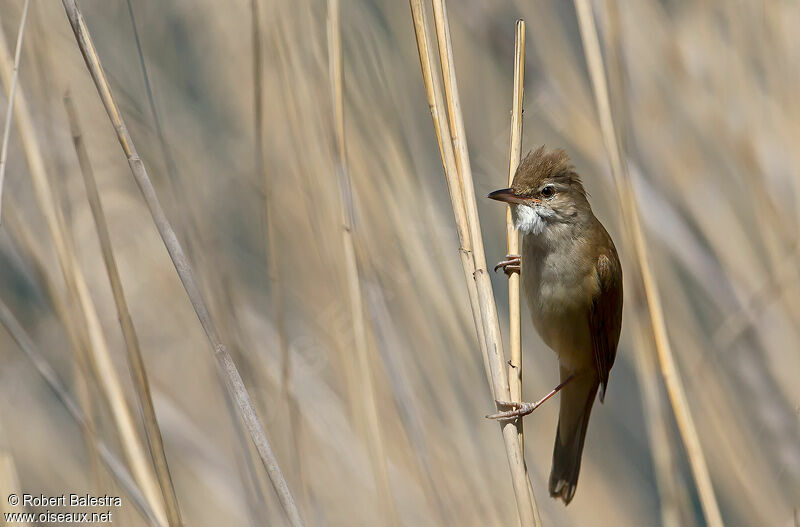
0, 0, 798, 525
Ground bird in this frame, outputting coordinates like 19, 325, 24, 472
487, 146, 623, 505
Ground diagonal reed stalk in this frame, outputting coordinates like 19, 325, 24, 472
631, 312, 684, 527
573, 1, 724, 525
506, 19, 525, 453
4, 202, 104, 489
430, 2, 541, 525
0, 296, 161, 526
0, 0, 30, 218
63, 93, 183, 527
0, 19, 168, 526
327, 1, 400, 523
58, 2, 303, 526
407, 1, 493, 396
409, 1, 540, 525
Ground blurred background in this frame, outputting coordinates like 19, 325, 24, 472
0, 0, 798, 525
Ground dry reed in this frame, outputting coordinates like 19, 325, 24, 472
63, 93, 183, 527
573, 1, 723, 525
0, 296, 160, 526
1, 1, 797, 525
250, 0, 306, 509
0, 19, 168, 526
58, 2, 302, 525
327, 0, 400, 523
0, 0, 30, 216
4, 201, 107, 493
407, 0, 493, 396
410, 1, 540, 525
506, 18, 525, 452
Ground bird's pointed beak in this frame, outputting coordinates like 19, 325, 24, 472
488, 188, 534, 205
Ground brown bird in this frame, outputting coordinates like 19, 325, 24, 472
487, 146, 623, 504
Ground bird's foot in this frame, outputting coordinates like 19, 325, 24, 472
485, 374, 576, 421
494, 254, 521, 276
486, 400, 541, 420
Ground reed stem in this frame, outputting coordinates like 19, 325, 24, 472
58, 2, 303, 525
0, 296, 161, 526
410, 1, 540, 524
506, 19, 525, 454
573, 1, 723, 525
327, 1, 400, 523
407, 0, 493, 397
63, 93, 183, 527
0, 19, 167, 526
251, 0, 306, 510
0, 0, 30, 219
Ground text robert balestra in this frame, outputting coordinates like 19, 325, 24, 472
21, 494, 122, 507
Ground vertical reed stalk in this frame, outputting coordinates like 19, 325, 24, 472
0, 0, 31, 216
506, 19, 525, 452
410, 2, 540, 525
327, 1, 399, 523
573, 1, 723, 525
58, 3, 302, 526
0, 21, 167, 526
63, 93, 183, 527
250, 1, 305, 507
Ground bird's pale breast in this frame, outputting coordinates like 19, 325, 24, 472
522, 233, 599, 373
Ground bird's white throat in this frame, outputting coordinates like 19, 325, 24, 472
513, 204, 546, 235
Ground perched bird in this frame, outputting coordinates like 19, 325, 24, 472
487, 146, 623, 504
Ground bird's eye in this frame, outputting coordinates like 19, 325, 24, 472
541, 185, 555, 198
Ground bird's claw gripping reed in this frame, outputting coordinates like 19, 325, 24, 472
493, 254, 521, 275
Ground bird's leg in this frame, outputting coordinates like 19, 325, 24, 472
486, 374, 575, 420
494, 254, 521, 276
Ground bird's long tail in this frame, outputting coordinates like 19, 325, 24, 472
549, 370, 599, 505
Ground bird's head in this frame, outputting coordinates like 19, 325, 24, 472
488, 146, 590, 235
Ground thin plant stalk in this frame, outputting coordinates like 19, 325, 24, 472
122, 0, 204, 269
0, 21, 168, 527
124, 5, 289, 518
573, 1, 724, 525
123, 0, 180, 195
63, 93, 183, 527
58, 3, 303, 526
327, 1, 399, 524
251, 0, 305, 506
599, 5, 686, 524
0, 296, 161, 527
409, 2, 540, 525
0, 0, 31, 218
506, 19, 525, 452
631, 313, 684, 527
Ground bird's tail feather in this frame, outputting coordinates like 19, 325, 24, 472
549, 373, 599, 505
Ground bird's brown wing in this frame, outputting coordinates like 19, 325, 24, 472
589, 249, 623, 402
